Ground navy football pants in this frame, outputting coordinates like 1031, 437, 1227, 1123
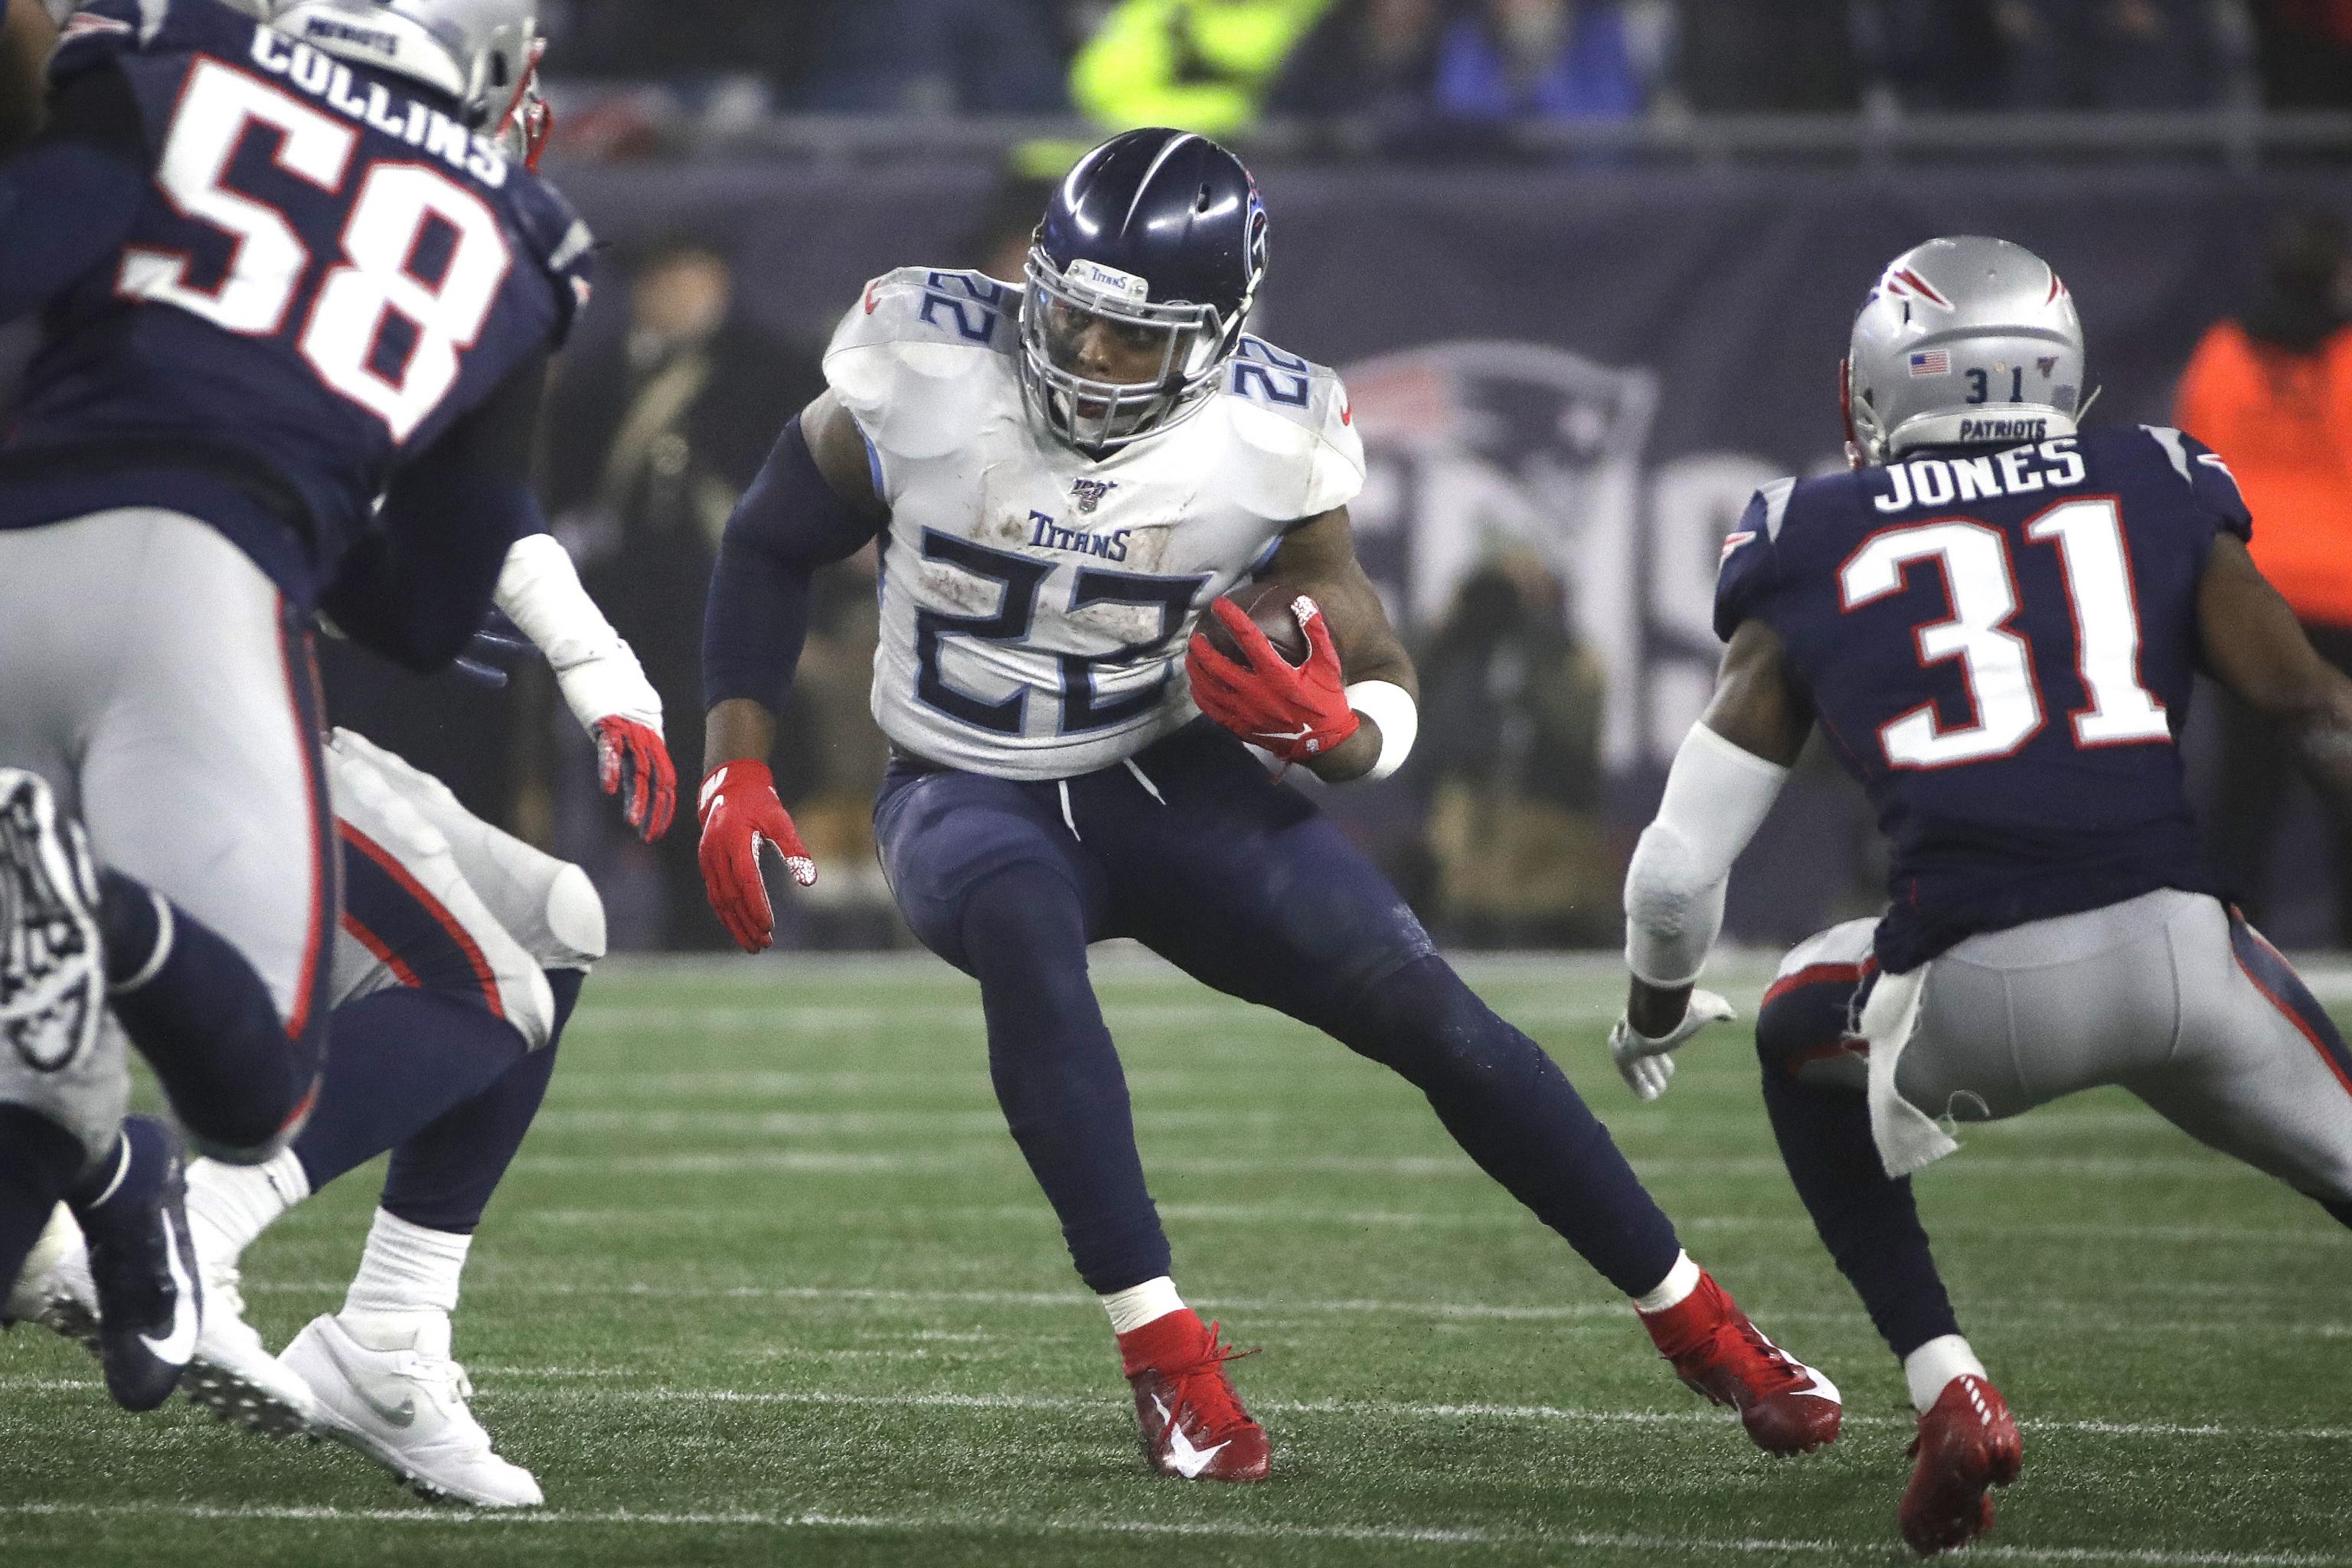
876, 720, 1682, 1298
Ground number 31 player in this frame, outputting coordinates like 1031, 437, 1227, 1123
698, 129, 1842, 1481
1613, 237, 2352, 1553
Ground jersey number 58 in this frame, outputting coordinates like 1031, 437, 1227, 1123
118, 59, 513, 443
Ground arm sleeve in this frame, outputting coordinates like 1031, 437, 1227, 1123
0, 58, 146, 324
496, 531, 663, 735
701, 414, 885, 714
1623, 723, 1792, 987
320, 352, 549, 673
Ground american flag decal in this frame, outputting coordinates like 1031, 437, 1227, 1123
1909, 350, 1951, 377
1720, 530, 1756, 564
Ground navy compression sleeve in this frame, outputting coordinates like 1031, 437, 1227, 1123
701, 414, 884, 712
0, 61, 145, 324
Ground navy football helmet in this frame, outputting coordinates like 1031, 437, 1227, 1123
1021, 129, 1269, 450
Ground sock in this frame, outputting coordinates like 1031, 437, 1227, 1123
1904, 1334, 1990, 1413
185, 1148, 309, 1269
0, 1108, 88, 1297
343, 1207, 470, 1319
1324, 956, 1684, 1297
1759, 1067, 1962, 1358
960, 869, 1171, 1295
379, 969, 580, 1235
1101, 1276, 1185, 1334
292, 988, 529, 1192
1629, 1250, 1702, 1313
1115, 1298, 1207, 1377
97, 869, 315, 1160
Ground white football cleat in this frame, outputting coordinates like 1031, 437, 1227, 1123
5, 1205, 76, 1327
181, 1259, 318, 1438
281, 1311, 543, 1508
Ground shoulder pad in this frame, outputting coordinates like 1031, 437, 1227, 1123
1217, 337, 1365, 520
1713, 479, 1798, 642
825, 267, 1021, 461
2141, 425, 2253, 541
51, 0, 239, 79
508, 175, 595, 345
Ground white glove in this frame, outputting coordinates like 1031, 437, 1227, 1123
1608, 988, 1736, 1102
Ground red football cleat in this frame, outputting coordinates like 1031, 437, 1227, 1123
1900, 1374, 2022, 1556
1117, 1309, 1271, 1482
1638, 1272, 1843, 1455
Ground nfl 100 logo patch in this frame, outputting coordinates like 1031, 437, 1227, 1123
1070, 479, 1118, 514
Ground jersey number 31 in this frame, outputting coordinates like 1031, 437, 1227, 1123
118, 59, 512, 443
1838, 498, 2172, 769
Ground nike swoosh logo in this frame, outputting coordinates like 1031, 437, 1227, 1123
1250, 725, 1314, 744
320, 1334, 416, 1429
1152, 1393, 1230, 1479
138, 1227, 198, 1366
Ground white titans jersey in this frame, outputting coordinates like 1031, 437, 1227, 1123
825, 267, 1364, 780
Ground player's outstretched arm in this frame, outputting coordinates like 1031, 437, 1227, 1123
2198, 532, 2352, 818
495, 533, 675, 841
0, 0, 60, 154
1191, 506, 1416, 785
1612, 620, 1811, 1099
697, 391, 886, 952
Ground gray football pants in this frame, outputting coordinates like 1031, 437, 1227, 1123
1779, 888, 2352, 1204
0, 510, 332, 1159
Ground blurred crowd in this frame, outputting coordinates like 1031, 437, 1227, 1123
537, 0, 2352, 131
483, 199, 2352, 952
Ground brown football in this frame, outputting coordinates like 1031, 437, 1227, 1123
1200, 580, 1312, 669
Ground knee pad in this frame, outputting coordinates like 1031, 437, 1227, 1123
541, 863, 607, 970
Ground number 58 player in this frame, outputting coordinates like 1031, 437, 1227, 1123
0, 0, 586, 1411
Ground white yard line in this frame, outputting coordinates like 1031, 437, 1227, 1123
499, 1203, 2335, 1250
509, 1149, 2258, 1178
0, 1374, 2341, 1444
0, 1501, 2343, 1565
221, 1276, 2350, 1338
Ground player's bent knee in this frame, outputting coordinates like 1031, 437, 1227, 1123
541, 863, 607, 970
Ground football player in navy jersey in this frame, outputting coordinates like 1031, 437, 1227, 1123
0, 0, 587, 1411
701, 129, 1843, 1483
1611, 236, 2352, 1554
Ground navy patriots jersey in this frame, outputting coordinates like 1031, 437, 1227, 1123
1715, 426, 2253, 972
0, 0, 590, 606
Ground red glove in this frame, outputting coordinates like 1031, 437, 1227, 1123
595, 717, 675, 843
1184, 595, 1360, 766
696, 760, 816, 954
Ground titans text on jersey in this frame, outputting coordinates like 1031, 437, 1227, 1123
828, 266, 1364, 779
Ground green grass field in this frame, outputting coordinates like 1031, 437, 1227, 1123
3, 951, 2348, 1566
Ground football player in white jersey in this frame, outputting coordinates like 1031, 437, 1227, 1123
697, 130, 1843, 1483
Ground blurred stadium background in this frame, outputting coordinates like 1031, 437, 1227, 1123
21, 0, 2352, 957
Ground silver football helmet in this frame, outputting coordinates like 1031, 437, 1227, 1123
271, 0, 540, 132
1844, 236, 2086, 466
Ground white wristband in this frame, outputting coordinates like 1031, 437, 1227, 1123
1344, 679, 1418, 782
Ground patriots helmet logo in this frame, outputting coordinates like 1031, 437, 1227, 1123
1071, 479, 1118, 514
